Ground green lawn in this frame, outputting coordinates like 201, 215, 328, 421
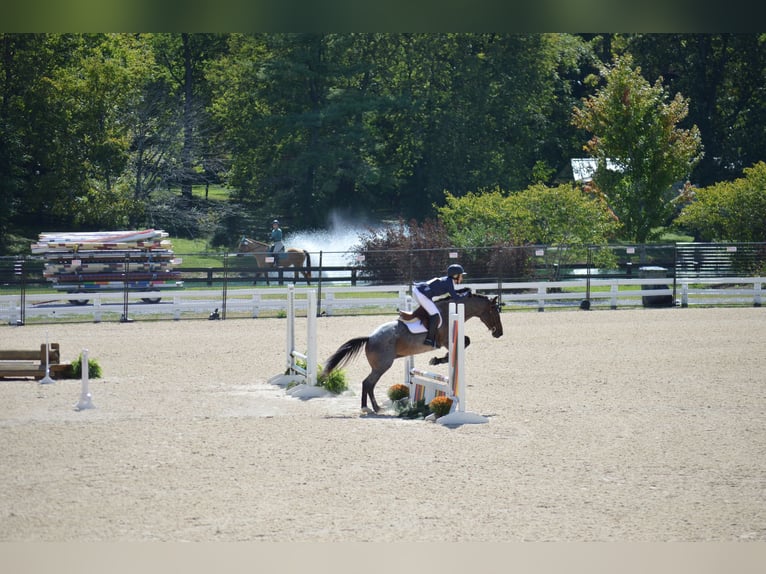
165, 184, 231, 202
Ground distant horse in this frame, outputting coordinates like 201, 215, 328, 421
237, 237, 312, 285
321, 292, 503, 412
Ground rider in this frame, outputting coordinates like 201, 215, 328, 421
413, 264, 469, 347
268, 219, 284, 265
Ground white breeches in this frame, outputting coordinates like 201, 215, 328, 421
413, 287, 441, 323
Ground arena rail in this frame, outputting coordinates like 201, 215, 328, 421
1, 277, 763, 324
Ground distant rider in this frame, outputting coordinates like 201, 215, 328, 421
413, 264, 469, 347
268, 219, 284, 265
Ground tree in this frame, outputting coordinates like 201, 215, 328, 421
437, 183, 620, 279
208, 33, 593, 229
437, 183, 620, 248
675, 161, 766, 242
571, 54, 703, 243
0, 34, 86, 237
625, 34, 766, 187
151, 33, 228, 200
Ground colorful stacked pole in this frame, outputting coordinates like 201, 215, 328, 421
33, 230, 183, 299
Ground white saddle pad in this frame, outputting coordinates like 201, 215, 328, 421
400, 314, 442, 334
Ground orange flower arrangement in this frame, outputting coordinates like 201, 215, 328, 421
429, 396, 453, 418
387, 383, 410, 401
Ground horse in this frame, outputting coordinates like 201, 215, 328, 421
237, 237, 312, 285
321, 292, 504, 413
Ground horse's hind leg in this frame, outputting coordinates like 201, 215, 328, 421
361, 372, 383, 412
360, 365, 392, 413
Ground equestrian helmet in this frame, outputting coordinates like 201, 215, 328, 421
272, 219, 279, 225
447, 264, 465, 277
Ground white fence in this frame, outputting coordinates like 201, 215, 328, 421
1, 277, 763, 324
485, 276, 763, 311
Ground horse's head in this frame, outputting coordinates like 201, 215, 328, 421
473, 293, 504, 338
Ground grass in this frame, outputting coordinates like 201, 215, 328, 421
166, 184, 231, 202
169, 237, 226, 268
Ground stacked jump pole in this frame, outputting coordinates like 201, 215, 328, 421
268, 284, 318, 389
405, 301, 488, 425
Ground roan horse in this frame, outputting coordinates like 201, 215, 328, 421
237, 237, 312, 285
321, 292, 504, 412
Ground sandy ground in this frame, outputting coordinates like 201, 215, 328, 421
0, 306, 765, 543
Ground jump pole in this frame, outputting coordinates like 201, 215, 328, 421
407, 302, 488, 425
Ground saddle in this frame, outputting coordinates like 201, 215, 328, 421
398, 305, 430, 326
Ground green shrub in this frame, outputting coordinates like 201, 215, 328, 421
292, 359, 348, 394
395, 399, 430, 419
317, 366, 348, 394
68, 354, 103, 379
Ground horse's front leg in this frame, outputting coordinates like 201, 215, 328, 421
428, 335, 470, 366
429, 353, 448, 366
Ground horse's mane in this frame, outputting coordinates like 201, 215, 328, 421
431, 291, 491, 314
241, 237, 268, 247
440, 290, 488, 304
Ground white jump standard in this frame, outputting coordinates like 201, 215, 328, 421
268, 284, 324, 397
405, 301, 489, 425
74, 348, 95, 411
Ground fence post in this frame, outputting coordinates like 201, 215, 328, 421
325, 291, 334, 316
754, 280, 762, 308
251, 293, 260, 318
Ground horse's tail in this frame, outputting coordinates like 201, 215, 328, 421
321, 336, 368, 376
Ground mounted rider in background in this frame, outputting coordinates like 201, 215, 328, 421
413, 264, 469, 347
268, 219, 284, 265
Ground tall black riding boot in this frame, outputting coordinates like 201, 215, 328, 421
424, 314, 439, 347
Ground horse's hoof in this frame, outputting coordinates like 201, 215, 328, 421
428, 357, 439, 366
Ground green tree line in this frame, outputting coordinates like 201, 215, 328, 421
2, 33, 766, 253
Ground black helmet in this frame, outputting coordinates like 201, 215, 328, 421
447, 264, 465, 277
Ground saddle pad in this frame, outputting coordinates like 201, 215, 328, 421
399, 313, 442, 334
